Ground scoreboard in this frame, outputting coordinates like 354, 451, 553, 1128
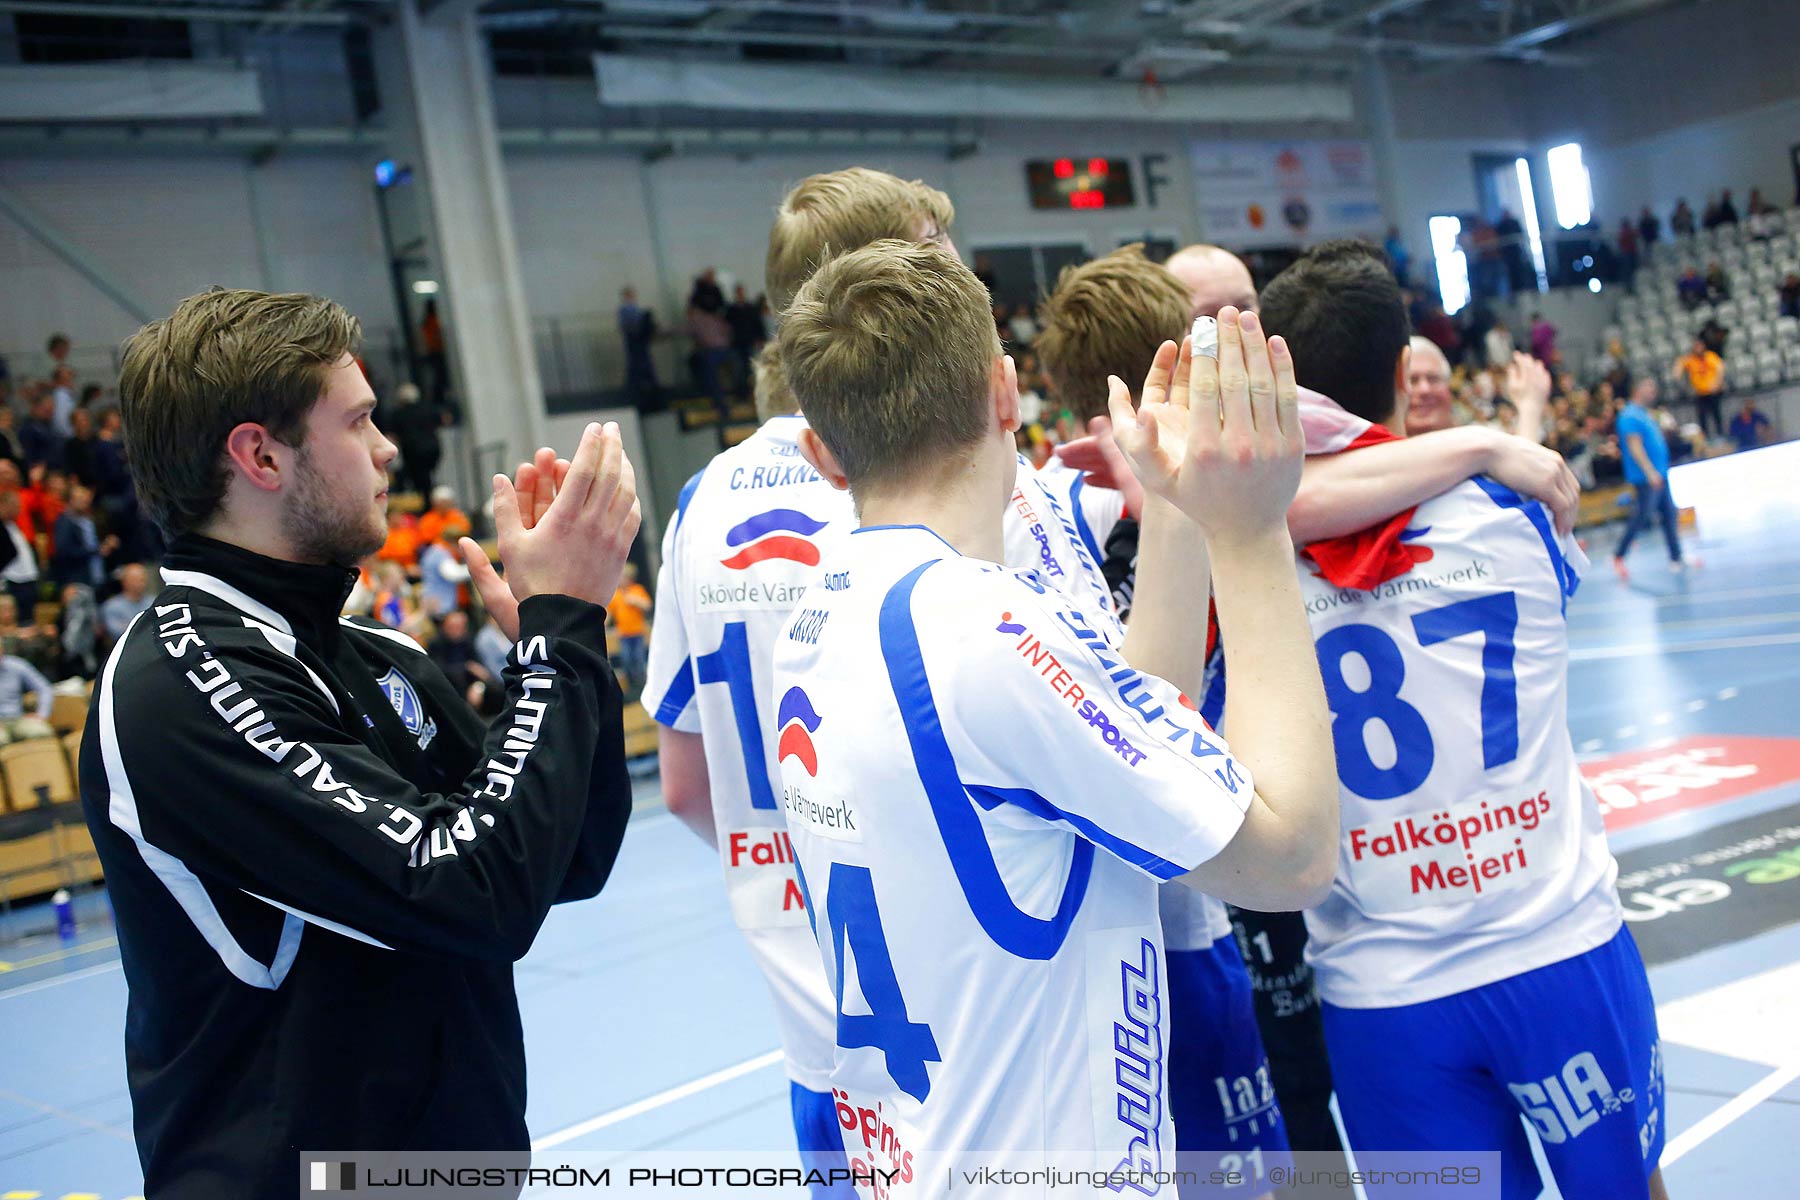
1025, 158, 1136, 211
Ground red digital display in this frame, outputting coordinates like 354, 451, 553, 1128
1025, 158, 1135, 211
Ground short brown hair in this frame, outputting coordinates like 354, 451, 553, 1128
752, 340, 797, 424
1035, 245, 1189, 424
766, 168, 954, 313
119, 288, 361, 538
779, 239, 998, 494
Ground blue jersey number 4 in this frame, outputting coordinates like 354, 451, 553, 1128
826, 862, 940, 1103
1317, 591, 1520, 800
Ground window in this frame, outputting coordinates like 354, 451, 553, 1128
1547, 143, 1592, 230
1429, 215, 1470, 316
1513, 158, 1550, 292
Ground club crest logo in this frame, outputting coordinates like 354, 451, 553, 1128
721, 509, 827, 570
777, 686, 823, 776
377, 666, 437, 750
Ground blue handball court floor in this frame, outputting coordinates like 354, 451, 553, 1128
6, 444, 1800, 1198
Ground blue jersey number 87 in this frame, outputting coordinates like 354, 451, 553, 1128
1316, 591, 1520, 800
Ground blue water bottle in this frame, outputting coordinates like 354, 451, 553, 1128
53, 888, 76, 943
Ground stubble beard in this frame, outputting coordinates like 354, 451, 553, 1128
283, 446, 385, 567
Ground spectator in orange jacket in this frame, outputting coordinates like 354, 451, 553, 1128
415, 486, 470, 550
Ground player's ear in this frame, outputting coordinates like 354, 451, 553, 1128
224, 422, 288, 494
992, 353, 1021, 434
797, 427, 850, 492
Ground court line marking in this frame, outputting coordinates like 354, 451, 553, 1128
0, 1086, 133, 1143
0, 937, 119, 973
0, 961, 122, 1000
1661, 1061, 1800, 1167
530, 1050, 784, 1151
1570, 632, 1800, 661
1567, 582, 1800, 614
1572, 610, 1800, 634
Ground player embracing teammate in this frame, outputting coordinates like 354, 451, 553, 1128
1257, 240, 1669, 1200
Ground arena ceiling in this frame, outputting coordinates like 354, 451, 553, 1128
3, 0, 1696, 81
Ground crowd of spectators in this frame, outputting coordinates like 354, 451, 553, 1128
359, 478, 651, 709
984, 303, 1077, 467
0, 334, 165, 744
0, 326, 656, 743
618, 270, 772, 424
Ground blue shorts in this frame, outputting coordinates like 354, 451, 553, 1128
1168, 935, 1292, 1196
1323, 923, 1665, 1200
790, 1082, 856, 1198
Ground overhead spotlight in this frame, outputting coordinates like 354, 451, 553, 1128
412, 280, 439, 295
1589, 278, 1603, 293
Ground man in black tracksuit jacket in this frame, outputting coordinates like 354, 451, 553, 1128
86, 287, 640, 1199
81, 534, 630, 1197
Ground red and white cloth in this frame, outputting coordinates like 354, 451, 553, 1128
1296, 388, 1425, 592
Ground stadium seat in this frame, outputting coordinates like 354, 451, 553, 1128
0, 821, 63, 912
49, 691, 88, 735
1756, 349, 1783, 387
51, 805, 100, 889
1, 739, 75, 811
1776, 315, 1800, 342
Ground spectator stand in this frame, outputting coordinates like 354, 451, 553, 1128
1613, 209, 1800, 420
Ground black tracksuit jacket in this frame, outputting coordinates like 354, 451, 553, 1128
79, 535, 632, 1198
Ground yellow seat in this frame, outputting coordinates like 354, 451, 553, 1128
49, 691, 88, 734
51, 808, 102, 886
0, 826, 62, 901
1, 738, 75, 811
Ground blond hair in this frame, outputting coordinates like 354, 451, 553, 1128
120, 287, 361, 538
766, 168, 955, 313
779, 239, 998, 494
752, 340, 797, 423
1035, 245, 1189, 424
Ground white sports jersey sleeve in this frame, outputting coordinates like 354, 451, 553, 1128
1005, 458, 1121, 640
1031, 461, 1233, 951
932, 566, 1253, 879
1033, 459, 1126, 572
1298, 476, 1620, 1008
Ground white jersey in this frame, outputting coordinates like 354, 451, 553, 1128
643, 421, 1127, 1093
643, 416, 845, 1091
1297, 477, 1621, 1008
773, 525, 1253, 1191
1025, 461, 1232, 952
1026, 459, 1125, 573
